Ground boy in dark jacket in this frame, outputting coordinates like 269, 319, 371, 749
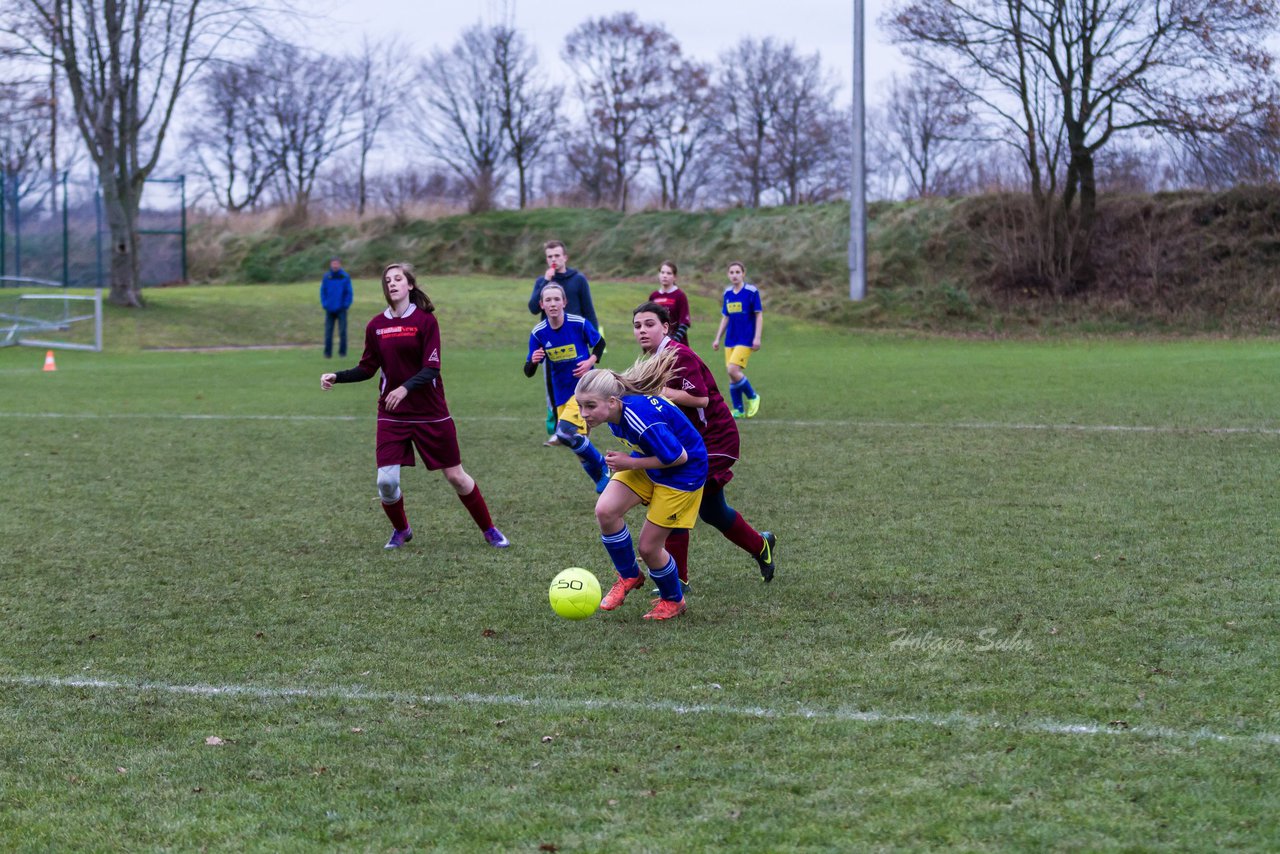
321, 256, 354, 358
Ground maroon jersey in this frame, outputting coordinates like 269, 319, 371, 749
356, 305, 450, 419
649, 287, 691, 328
657, 337, 739, 472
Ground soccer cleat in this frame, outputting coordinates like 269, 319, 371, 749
731, 408, 745, 419
642, 597, 687, 620
483, 526, 510, 548
744, 394, 761, 418
755, 531, 777, 582
600, 572, 646, 610
385, 527, 413, 550
595, 473, 612, 494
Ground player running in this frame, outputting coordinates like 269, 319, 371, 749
633, 301, 777, 583
575, 351, 707, 621
710, 261, 764, 418
321, 262, 509, 551
524, 282, 610, 493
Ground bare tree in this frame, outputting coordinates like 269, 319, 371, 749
255, 42, 359, 218
3, 0, 260, 305
888, 0, 1280, 289
1178, 98, 1280, 188
185, 62, 275, 213
0, 80, 52, 212
646, 58, 715, 209
769, 49, 844, 205
491, 24, 560, 209
709, 38, 793, 207
415, 25, 508, 213
562, 12, 678, 211
874, 70, 975, 198
351, 37, 410, 217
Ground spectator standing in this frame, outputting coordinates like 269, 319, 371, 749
321, 256, 354, 358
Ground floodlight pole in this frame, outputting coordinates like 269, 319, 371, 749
849, 0, 867, 301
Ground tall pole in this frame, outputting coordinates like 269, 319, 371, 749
849, 0, 867, 301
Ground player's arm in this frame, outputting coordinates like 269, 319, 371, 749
712, 315, 728, 350
321, 365, 372, 389
673, 292, 691, 343
752, 307, 763, 350
573, 334, 606, 378
603, 424, 687, 471
322, 330, 379, 388
525, 334, 544, 376
662, 387, 709, 409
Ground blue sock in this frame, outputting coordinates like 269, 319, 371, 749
647, 554, 683, 601
729, 379, 745, 411
567, 434, 606, 482
740, 376, 756, 399
601, 526, 640, 578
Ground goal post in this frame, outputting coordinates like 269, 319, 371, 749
0, 288, 103, 352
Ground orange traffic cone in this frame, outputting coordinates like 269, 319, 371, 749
43, 350, 57, 372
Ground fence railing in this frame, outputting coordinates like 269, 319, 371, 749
0, 171, 187, 288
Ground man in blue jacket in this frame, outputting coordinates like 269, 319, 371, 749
527, 240, 598, 443
320, 256, 354, 358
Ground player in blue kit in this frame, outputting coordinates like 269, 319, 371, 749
524, 283, 610, 493
574, 350, 707, 621
710, 261, 764, 418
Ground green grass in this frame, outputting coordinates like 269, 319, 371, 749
1, 280, 1279, 850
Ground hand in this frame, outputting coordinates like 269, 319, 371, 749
531, 348, 545, 364
545, 266, 557, 281
711, 340, 720, 351
321, 373, 337, 390
572, 355, 597, 377
383, 386, 409, 411
751, 339, 761, 351
604, 450, 635, 473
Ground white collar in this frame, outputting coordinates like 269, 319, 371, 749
383, 303, 417, 320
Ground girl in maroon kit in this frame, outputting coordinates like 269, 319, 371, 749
632, 300, 776, 584
648, 260, 692, 344
322, 262, 509, 551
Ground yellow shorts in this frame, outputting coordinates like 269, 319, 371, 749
611, 468, 703, 529
555, 397, 588, 432
724, 345, 753, 369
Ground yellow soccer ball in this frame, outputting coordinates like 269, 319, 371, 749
549, 568, 602, 620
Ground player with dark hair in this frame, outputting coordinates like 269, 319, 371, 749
321, 262, 510, 551
524, 282, 611, 493
633, 301, 776, 584
648, 260, 691, 344
575, 350, 706, 621
711, 261, 764, 418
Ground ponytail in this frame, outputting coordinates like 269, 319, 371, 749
575, 349, 680, 400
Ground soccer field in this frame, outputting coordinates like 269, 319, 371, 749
1, 279, 1278, 850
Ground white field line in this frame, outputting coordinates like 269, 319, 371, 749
0, 410, 1278, 435
4, 674, 1277, 748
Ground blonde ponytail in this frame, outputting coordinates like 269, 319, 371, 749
575, 349, 681, 400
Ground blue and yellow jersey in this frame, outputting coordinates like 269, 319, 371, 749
528, 314, 601, 407
721, 284, 763, 348
606, 394, 708, 492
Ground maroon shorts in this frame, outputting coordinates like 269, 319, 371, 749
707, 452, 736, 489
376, 416, 462, 470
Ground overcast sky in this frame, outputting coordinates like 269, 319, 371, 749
308, 0, 911, 100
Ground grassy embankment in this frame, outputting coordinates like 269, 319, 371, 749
188, 186, 1280, 334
